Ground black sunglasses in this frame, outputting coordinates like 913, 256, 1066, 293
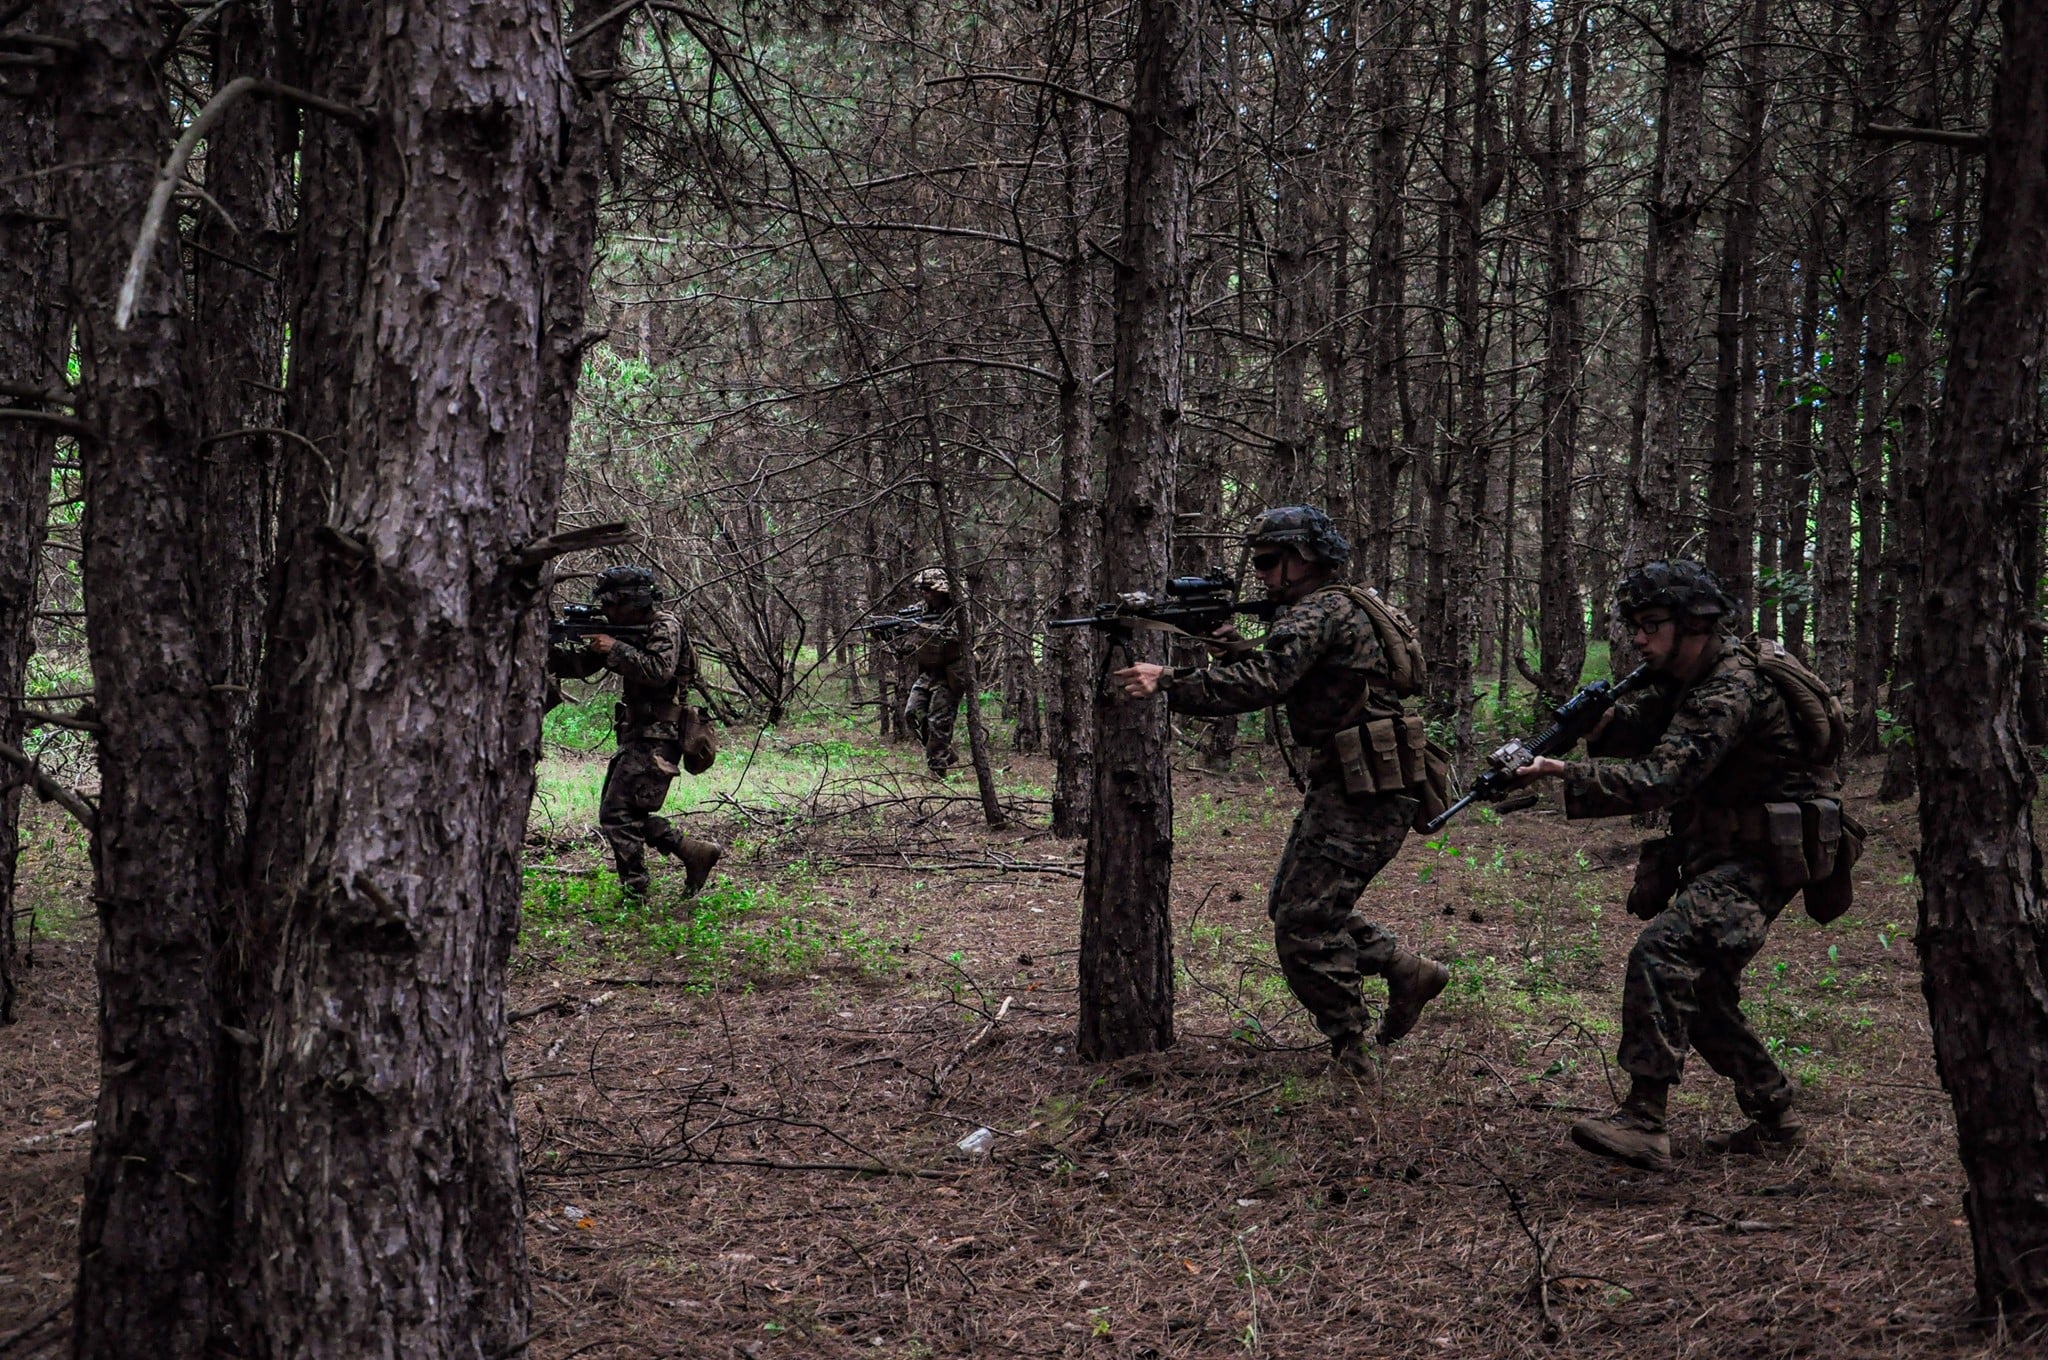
1250, 551, 1285, 572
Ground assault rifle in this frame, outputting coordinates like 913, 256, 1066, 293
854, 604, 929, 640
1421, 664, 1653, 833
549, 602, 649, 649
1048, 571, 1281, 640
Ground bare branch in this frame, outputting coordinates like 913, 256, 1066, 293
116, 77, 370, 330
0, 740, 96, 830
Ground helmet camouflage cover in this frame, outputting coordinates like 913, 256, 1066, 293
1246, 505, 1352, 566
1615, 558, 1735, 621
592, 563, 661, 607
913, 567, 954, 595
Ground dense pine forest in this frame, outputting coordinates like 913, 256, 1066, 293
1, 0, 2045, 1356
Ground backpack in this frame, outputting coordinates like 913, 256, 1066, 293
1329, 585, 1427, 696
1742, 636, 1848, 773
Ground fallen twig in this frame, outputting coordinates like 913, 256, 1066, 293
930, 994, 1013, 1094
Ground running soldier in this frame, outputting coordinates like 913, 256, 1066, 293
1514, 560, 1842, 1170
1116, 507, 1449, 1074
549, 565, 723, 901
899, 568, 966, 778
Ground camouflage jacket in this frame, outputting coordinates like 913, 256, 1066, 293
1562, 636, 1836, 825
902, 605, 964, 675
548, 610, 691, 741
1165, 586, 1405, 749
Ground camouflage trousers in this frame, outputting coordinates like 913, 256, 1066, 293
600, 738, 687, 895
1620, 853, 1798, 1121
904, 670, 961, 773
1268, 780, 1415, 1047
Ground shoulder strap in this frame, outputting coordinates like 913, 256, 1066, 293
1741, 636, 1847, 771
1325, 584, 1427, 696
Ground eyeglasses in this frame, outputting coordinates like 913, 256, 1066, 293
1250, 551, 1285, 572
1630, 612, 1675, 635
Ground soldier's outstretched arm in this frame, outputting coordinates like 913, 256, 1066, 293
1159, 603, 1333, 717
1559, 670, 1756, 818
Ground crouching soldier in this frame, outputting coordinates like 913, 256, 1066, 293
549, 565, 723, 901
1515, 560, 1847, 1170
1115, 507, 1449, 1075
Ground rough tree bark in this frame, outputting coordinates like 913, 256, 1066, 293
234, 3, 575, 1354
1078, 0, 1199, 1061
1621, 0, 1707, 571
191, 0, 291, 866
1706, 0, 1770, 617
1526, 0, 1589, 699
1358, 0, 1411, 593
0, 1, 64, 1025
59, 6, 233, 1356
1267, 0, 1312, 503
1049, 93, 1103, 838
1913, 0, 2048, 1318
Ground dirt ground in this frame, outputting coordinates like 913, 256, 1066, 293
0, 737, 2036, 1359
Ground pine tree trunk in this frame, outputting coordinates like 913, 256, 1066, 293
1078, 0, 1198, 1061
1913, 0, 2048, 1315
1707, 0, 1769, 618
0, 4, 63, 1026
192, 0, 291, 884
1050, 97, 1103, 837
234, 5, 574, 1353
1531, 0, 1588, 699
60, 6, 229, 1355
1359, 4, 1411, 593
1622, 0, 1707, 570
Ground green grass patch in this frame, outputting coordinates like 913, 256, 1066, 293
518, 864, 905, 985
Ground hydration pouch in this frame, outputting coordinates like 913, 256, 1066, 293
1763, 802, 1810, 887
1410, 738, 1456, 833
1802, 807, 1865, 924
1627, 835, 1684, 919
1333, 725, 1376, 796
680, 705, 719, 775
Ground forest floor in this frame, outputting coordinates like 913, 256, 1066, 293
0, 716, 2036, 1359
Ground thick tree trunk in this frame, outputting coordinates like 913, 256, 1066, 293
1358, 4, 1411, 592
1850, 0, 1900, 746
192, 1, 291, 870
235, 5, 573, 1354
58, 5, 238, 1355
1913, 0, 2048, 1317
1706, 0, 1770, 617
1530, 0, 1589, 700
1267, 0, 1312, 503
1050, 100, 1103, 838
1078, 0, 1198, 1062
0, 5, 64, 1026
1621, 0, 1707, 570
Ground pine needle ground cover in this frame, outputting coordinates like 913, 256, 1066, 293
0, 730, 2020, 1358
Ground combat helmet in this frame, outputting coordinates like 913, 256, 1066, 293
1246, 505, 1351, 566
1615, 559, 1735, 624
913, 567, 955, 596
592, 564, 662, 610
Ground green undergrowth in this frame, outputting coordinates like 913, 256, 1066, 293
518, 865, 906, 985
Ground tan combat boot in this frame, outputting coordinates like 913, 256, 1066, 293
678, 838, 723, 898
1331, 1033, 1375, 1079
1705, 1114, 1806, 1155
1571, 1080, 1672, 1172
1375, 949, 1450, 1045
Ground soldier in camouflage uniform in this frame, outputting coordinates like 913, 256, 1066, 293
1117, 507, 1449, 1074
899, 568, 966, 777
549, 565, 723, 901
1515, 560, 1838, 1170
